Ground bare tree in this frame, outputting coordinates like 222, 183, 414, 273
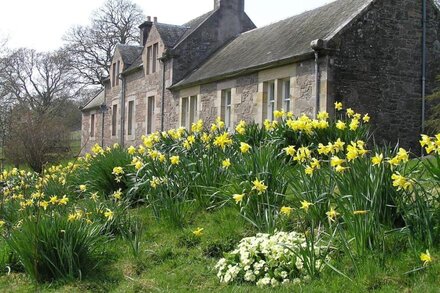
1, 48, 79, 171
63, 0, 144, 86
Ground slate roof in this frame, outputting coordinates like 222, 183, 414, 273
116, 44, 143, 67
155, 23, 188, 48
81, 90, 105, 111
174, 0, 373, 88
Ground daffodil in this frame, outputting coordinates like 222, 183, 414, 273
336, 120, 346, 130
58, 195, 69, 205
334, 102, 343, 111
284, 146, 296, 157
222, 159, 231, 169
300, 200, 313, 212
79, 184, 87, 192
391, 172, 412, 191
170, 155, 180, 165
49, 196, 58, 205
280, 206, 293, 216
104, 209, 114, 221
317, 111, 329, 121
346, 108, 355, 117
193, 227, 204, 237
326, 207, 340, 222
252, 179, 268, 194
371, 153, 383, 166
127, 146, 136, 155
0, 220, 5, 227
240, 142, 251, 154
363, 114, 370, 123
420, 250, 433, 266
233, 193, 245, 204
213, 132, 233, 150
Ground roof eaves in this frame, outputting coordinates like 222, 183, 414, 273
170, 52, 314, 91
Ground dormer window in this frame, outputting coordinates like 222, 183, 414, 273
112, 61, 120, 87
146, 42, 159, 74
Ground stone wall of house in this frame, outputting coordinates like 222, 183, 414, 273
331, 0, 440, 151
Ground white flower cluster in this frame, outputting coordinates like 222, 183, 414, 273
215, 231, 327, 287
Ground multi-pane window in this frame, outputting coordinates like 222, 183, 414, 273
116, 61, 120, 86
112, 104, 118, 137
181, 96, 198, 129
146, 46, 152, 74
266, 81, 275, 121
127, 101, 134, 136
112, 63, 116, 87
147, 96, 155, 134
146, 43, 159, 74
221, 89, 232, 129
282, 79, 291, 113
152, 43, 158, 73
90, 114, 95, 137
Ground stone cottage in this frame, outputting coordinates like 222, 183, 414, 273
80, 0, 440, 153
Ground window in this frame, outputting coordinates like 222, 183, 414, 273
112, 104, 118, 136
116, 61, 120, 86
221, 89, 232, 129
181, 96, 198, 129
152, 43, 158, 73
146, 43, 159, 74
263, 81, 275, 121
282, 79, 291, 113
146, 46, 152, 74
147, 96, 155, 134
127, 101, 134, 136
90, 114, 95, 138
112, 63, 116, 87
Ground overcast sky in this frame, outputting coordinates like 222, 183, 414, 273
0, 0, 335, 51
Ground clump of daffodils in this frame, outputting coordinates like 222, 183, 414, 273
215, 231, 328, 287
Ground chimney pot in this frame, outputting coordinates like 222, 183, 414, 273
147, 16, 151, 22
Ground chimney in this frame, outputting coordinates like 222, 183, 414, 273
214, 0, 244, 13
139, 16, 153, 46
153, 17, 158, 23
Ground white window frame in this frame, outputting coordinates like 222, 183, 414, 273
221, 89, 232, 130
180, 95, 198, 129
282, 79, 291, 113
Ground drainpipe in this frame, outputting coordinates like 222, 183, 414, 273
422, 0, 427, 136
119, 75, 126, 148
161, 61, 166, 132
311, 39, 324, 116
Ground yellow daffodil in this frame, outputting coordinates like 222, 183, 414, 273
330, 156, 345, 167
40, 201, 49, 210
280, 206, 293, 216
170, 155, 180, 165
391, 173, 412, 191
240, 142, 251, 154
150, 177, 161, 189
79, 185, 87, 192
326, 207, 340, 222
336, 120, 346, 130
349, 118, 360, 131
300, 200, 313, 212
58, 195, 69, 205
135, 161, 144, 170
112, 189, 123, 200
127, 146, 136, 155
112, 166, 124, 176
252, 179, 268, 194
420, 250, 433, 266
193, 227, 204, 237
346, 108, 355, 117
335, 102, 343, 111
363, 114, 370, 123
317, 111, 329, 121
104, 209, 114, 221
335, 165, 348, 173
233, 193, 245, 204
371, 153, 383, 166
274, 110, 285, 119
222, 159, 231, 169
284, 146, 296, 157
213, 132, 233, 150
235, 121, 246, 135
49, 196, 58, 205
0, 220, 5, 227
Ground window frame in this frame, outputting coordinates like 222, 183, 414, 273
127, 100, 134, 136
111, 104, 118, 137
147, 96, 155, 134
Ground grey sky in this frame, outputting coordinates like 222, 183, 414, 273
0, 0, 336, 51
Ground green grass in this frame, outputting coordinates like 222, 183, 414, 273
1, 205, 439, 292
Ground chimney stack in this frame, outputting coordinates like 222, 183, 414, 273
139, 16, 153, 46
214, 0, 244, 13
153, 17, 158, 23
